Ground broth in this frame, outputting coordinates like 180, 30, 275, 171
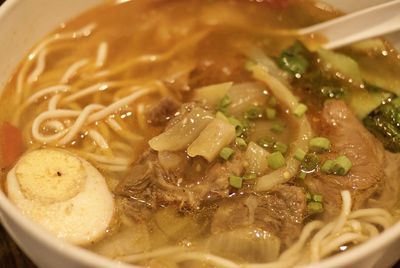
0, 0, 399, 267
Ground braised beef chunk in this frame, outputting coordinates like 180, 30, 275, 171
211, 185, 307, 247
305, 100, 386, 217
116, 148, 245, 215
145, 96, 181, 126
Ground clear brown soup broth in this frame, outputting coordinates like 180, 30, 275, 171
0, 0, 399, 266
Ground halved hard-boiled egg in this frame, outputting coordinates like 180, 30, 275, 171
6, 149, 114, 246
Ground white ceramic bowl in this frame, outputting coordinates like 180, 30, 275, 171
0, 0, 399, 267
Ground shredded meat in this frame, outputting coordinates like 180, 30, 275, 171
145, 96, 181, 126
305, 100, 386, 217
115, 148, 245, 217
211, 185, 307, 247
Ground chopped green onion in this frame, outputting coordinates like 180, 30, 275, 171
257, 136, 275, 150
216, 111, 228, 121
321, 156, 352, 176
219, 147, 234, 160
235, 137, 247, 149
243, 173, 257, 180
229, 175, 243, 189
267, 151, 286, 169
270, 122, 285, 134
321, 159, 334, 173
274, 142, 288, 154
220, 95, 231, 107
244, 106, 263, 120
312, 194, 323, 203
293, 103, 308, 117
309, 137, 331, 152
269, 96, 277, 107
307, 202, 324, 214
297, 170, 307, 180
228, 116, 245, 136
306, 192, 312, 201
294, 148, 306, 161
244, 60, 256, 71
331, 155, 352, 175
301, 153, 319, 172
265, 107, 277, 120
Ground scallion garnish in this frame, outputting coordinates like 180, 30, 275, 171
228, 116, 245, 136
267, 151, 286, 169
312, 194, 323, 203
321, 155, 352, 176
331, 155, 352, 175
274, 141, 288, 154
257, 136, 275, 150
235, 137, 247, 149
219, 147, 234, 160
294, 148, 306, 161
269, 96, 277, 107
293, 103, 308, 117
309, 137, 331, 152
229, 175, 243, 189
297, 170, 307, 180
244, 106, 263, 120
321, 159, 334, 173
307, 201, 324, 214
243, 173, 257, 180
265, 107, 277, 120
270, 122, 285, 134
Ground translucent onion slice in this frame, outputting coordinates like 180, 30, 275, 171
251, 63, 313, 191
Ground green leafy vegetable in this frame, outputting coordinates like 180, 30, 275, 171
277, 41, 309, 75
363, 97, 400, 152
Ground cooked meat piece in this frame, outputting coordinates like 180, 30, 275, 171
305, 100, 386, 217
145, 96, 181, 126
211, 185, 307, 247
115, 148, 245, 216
369, 151, 400, 210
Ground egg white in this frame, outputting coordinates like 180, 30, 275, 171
6, 149, 114, 246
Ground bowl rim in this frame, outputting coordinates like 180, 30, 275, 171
0, 0, 399, 267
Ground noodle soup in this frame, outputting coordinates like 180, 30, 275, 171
0, 0, 399, 267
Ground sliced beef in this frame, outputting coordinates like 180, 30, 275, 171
145, 96, 181, 126
115, 148, 245, 218
211, 185, 307, 247
305, 100, 386, 217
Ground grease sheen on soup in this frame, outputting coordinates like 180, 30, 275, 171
0, 0, 399, 267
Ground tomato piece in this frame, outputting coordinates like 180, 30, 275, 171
0, 122, 24, 169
